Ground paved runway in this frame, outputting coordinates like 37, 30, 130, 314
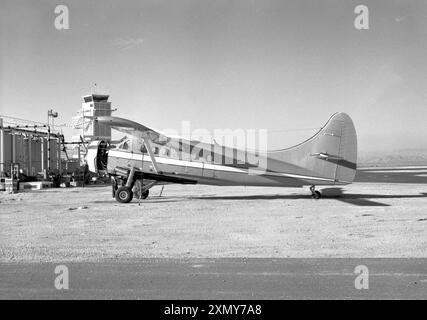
1, 258, 426, 299
356, 166, 427, 184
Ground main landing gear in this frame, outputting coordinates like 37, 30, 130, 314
310, 185, 321, 199
112, 175, 154, 203
116, 186, 134, 203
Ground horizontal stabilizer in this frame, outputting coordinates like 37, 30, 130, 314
310, 153, 344, 161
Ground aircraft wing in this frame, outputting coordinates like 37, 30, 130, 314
96, 116, 170, 174
137, 171, 197, 184
114, 166, 197, 185
95, 116, 170, 144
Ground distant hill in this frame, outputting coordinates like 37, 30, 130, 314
358, 149, 427, 168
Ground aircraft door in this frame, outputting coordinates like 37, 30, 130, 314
115, 139, 133, 169
202, 150, 215, 178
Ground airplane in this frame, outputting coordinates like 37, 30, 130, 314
86, 112, 357, 203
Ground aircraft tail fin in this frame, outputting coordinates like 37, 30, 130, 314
269, 112, 358, 184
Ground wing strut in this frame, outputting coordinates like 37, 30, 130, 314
142, 137, 161, 174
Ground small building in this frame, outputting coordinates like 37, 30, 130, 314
0, 117, 60, 177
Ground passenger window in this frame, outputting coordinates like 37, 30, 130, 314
191, 151, 199, 161
170, 148, 178, 159
161, 147, 170, 157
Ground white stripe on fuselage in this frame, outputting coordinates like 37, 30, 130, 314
109, 150, 246, 173
108, 149, 336, 182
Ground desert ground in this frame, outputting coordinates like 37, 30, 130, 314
1, 172, 427, 299
1, 182, 426, 262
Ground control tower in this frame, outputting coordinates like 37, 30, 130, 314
72, 94, 113, 142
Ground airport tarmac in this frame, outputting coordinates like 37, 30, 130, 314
0, 167, 426, 298
1, 258, 426, 299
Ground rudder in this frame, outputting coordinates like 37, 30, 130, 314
268, 112, 357, 185
315, 112, 358, 184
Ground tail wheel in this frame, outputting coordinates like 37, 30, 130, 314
312, 190, 321, 199
115, 186, 133, 203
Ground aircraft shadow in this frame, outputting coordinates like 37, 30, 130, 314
91, 189, 427, 207
92, 198, 184, 204
189, 189, 427, 207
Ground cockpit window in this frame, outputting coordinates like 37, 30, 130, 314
118, 140, 130, 150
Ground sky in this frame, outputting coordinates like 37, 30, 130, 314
0, 0, 426, 153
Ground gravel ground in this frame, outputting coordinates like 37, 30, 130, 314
1, 183, 426, 262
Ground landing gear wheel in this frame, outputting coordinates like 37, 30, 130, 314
133, 180, 150, 200
141, 190, 149, 199
115, 186, 133, 203
312, 190, 321, 199
111, 178, 118, 198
